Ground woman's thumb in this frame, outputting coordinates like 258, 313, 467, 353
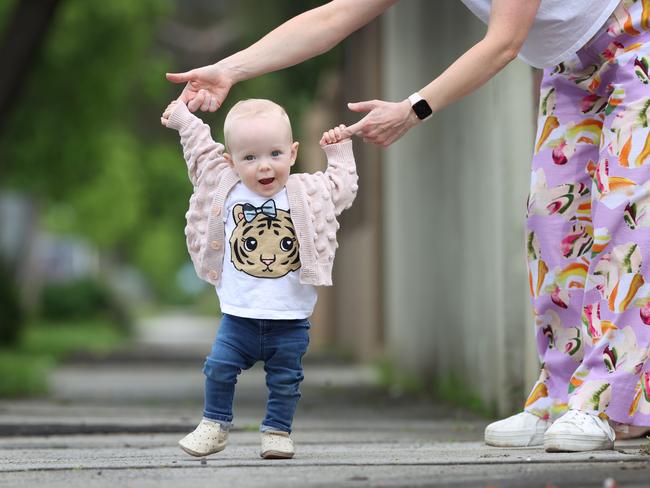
347, 100, 376, 113
166, 71, 192, 84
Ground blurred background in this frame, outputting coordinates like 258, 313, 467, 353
0, 0, 540, 417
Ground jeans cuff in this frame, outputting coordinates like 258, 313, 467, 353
202, 414, 232, 431
260, 423, 290, 434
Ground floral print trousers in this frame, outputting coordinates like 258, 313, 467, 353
525, 0, 650, 428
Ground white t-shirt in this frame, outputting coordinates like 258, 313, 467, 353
216, 182, 317, 320
460, 0, 621, 68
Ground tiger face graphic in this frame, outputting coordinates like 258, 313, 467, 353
229, 201, 301, 278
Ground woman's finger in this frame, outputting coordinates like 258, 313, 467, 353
208, 96, 219, 112
187, 91, 204, 112
199, 90, 211, 112
345, 119, 366, 136
347, 100, 378, 113
166, 71, 193, 84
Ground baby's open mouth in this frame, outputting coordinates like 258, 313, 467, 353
259, 177, 275, 185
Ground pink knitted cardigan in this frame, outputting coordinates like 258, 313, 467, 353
167, 102, 358, 287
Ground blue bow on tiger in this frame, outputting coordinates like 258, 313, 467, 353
243, 200, 277, 222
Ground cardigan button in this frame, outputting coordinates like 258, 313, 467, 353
208, 270, 218, 280
210, 240, 221, 250
213, 207, 221, 216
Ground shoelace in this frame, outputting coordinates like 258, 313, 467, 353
560, 410, 615, 440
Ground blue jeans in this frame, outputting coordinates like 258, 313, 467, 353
202, 314, 310, 433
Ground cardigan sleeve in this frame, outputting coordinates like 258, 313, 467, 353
320, 139, 358, 215
167, 102, 229, 187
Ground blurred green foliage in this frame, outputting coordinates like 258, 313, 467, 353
0, 351, 51, 397
0, 318, 127, 397
39, 277, 131, 331
0, 0, 191, 302
0, 0, 341, 304
227, 0, 341, 136
20, 318, 127, 361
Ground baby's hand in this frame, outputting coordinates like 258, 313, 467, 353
161, 100, 181, 127
320, 124, 352, 147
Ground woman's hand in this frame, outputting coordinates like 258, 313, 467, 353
346, 99, 421, 147
166, 63, 234, 113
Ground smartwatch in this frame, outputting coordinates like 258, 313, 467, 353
408, 92, 433, 121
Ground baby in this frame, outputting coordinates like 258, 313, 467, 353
161, 98, 357, 458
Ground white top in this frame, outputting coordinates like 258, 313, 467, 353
216, 183, 317, 320
460, 0, 621, 68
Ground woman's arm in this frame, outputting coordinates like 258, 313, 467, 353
347, 0, 541, 146
166, 0, 397, 112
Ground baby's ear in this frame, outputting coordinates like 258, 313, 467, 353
290, 141, 299, 166
233, 204, 245, 224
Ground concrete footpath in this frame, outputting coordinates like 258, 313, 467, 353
1, 313, 649, 487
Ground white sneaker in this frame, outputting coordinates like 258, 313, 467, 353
260, 430, 295, 459
178, 419, 228, 457
544, 410, 615, 452
484, 411, 550, 447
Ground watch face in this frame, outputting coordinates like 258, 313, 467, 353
413, 99, 433, 120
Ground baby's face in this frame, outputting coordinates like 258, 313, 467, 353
226, 114, 298, 198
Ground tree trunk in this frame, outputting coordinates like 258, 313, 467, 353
0, 0, 62, 342
0, 0, 62, 127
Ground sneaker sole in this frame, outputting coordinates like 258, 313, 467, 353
544, 434, 614, 452
178, 441, 226, 457
484, 429, 546, 447
261, 449, 294, 459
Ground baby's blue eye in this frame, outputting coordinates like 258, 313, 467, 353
244, 155, 255, 161
271, 150, 281, 157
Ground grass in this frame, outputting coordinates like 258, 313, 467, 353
0, 318, 129, 398
376, 358, 426, 395
434, 374, 495, 417
20, 319, 127, 361
0, 351, 52, 397
375, 359, 495, 417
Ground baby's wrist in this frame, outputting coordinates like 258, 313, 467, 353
168, 102, 193, 130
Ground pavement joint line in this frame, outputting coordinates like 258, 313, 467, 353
0, 425, 472, 436
3, 457, 650, 473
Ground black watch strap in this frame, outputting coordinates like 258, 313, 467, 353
408, 93, 433, 120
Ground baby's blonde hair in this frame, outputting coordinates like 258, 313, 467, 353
223, 99, 293, 150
